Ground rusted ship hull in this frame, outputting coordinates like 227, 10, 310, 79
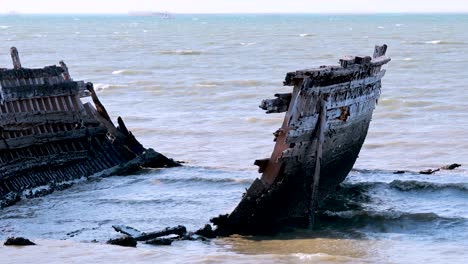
213, 45, 391, 235
0, 47, 178, 207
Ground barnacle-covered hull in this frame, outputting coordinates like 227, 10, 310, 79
213, 45, 391, 235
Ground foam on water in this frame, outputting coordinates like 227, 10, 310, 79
159, 50, 203, 55
111, 69, 150, 75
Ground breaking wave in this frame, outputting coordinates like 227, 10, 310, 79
342, 180, 468, 193
94, 83, 128, 91
299, 33, 313, 37
240, 42, 257, 46
154, 176, 252, 185
319, 210, 465, 227
0, 25, 11, 29
411, 40, 466, 45
96, 198, 176, 205
111, 69, 151, 75
159, 50, 203, 55
389, 180, 468, 192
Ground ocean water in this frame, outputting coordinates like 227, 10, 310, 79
0, 14, 467, 263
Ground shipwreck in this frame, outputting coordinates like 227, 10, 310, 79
0, 47, 179, 207
212, 45, 391, 235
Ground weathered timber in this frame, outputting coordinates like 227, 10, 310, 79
133, 225, 187, 241
4, 237, 36, 246
308, 96, 326, 225
10, 47, 22, 69
0, 81, 87, 101
111, 224, 208, 246
259, 93, 292, 114
113, 225, 144, 237
145, 238, 173, 246
106, 236, 137, 247
212, 45, 391, 235
0, 47, 179, 206
0, 126, 107, 150
0, 110, 100, 128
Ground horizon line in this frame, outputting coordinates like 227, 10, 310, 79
2, 11, 468, 15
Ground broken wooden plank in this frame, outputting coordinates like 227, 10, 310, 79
0, 126, 107, 150
10, 47, 22, 69
259, 93, 292, 114
0, 81, 85, 101
0, 110, 99, 127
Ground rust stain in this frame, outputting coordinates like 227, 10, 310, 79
337, 106, 350, 121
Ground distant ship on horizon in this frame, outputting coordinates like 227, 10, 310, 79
4, 10, 20, 16
128, 11, 173, 19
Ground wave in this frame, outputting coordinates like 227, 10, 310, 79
94, 83, 128, 91
111, 69, 151, 75
317, 210, 466, 232
340, 180, 468, 194
411, 40, 466, 45
95, 198, 200, 206
320, 210, 465, 225
0, 25, 11, 29
240, 42, 257, 46
389, 180, 468, 192
159, 50, 203, 55
154, 176, 252, 185
299, 33, 313, 37
195, 83, 218, 88
194, 79, 264, 87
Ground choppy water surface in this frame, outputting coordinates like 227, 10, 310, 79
0, 14, 467, 263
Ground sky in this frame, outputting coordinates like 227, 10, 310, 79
1, 0, 468, 14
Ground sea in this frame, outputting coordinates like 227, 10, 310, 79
0, 14, 467, 263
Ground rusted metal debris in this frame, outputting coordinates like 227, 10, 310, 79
211, 45, 391, 236
0, 47, 180, 208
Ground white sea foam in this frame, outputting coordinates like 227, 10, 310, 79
0, 25, 11, 29
94, 83, 129, 91
160, 50, 203, 55
403, 58, 413, 61
94, 83, 111, 91
240, 42, 256, 46
299, 33, 312, 37
111, 69, 148, 75
378, 26, 385, 29
425, 40, 442, 44
395, 23, 403, 27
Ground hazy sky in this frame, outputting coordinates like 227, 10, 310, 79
1, 0, 468, 14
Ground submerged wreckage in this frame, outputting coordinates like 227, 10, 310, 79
212, 45, 391, 235
1, 44, 391, 240
0, 47, 179, 207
